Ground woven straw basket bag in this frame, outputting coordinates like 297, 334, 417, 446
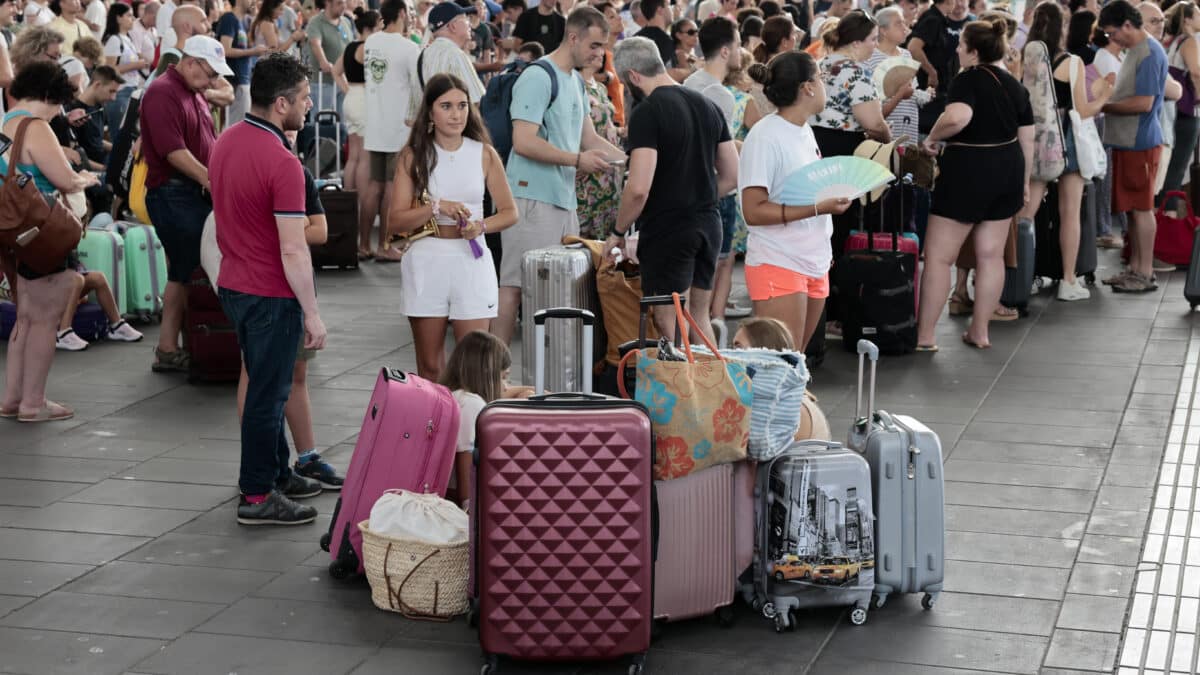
358, 521, 469, 620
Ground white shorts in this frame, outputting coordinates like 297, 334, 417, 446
399, 236, 498, 321
343, 85, 366, 137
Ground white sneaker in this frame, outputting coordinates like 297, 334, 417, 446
1057, 278, 1091, 302
56, 329, 89, 351
1153, 258, 1177, 273
711, 318, 728, 350
107, 320, 144, 342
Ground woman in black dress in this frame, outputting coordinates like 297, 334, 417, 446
917, 17, 1035, 350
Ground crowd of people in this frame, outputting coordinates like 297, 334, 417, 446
0, 0, 1182, 522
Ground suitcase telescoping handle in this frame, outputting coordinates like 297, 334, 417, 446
855, 339, 879, 431
533, 308, 595, 396
638, 294, 685, 346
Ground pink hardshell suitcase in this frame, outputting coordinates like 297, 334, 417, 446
320, 368, 459, 579
470, 308, 654, 675
653, 463, 739, 625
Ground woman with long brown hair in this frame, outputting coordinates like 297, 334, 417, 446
750, 14, 799, 114
388, 73, 518, 382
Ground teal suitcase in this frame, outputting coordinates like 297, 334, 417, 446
123, 224, 167, 321
76, 229, 126, 317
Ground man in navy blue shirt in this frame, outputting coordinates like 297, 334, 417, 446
216, 0, 270, 124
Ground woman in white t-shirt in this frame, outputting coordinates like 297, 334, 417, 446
101, 4, 148, 142
739, 51, 852, 351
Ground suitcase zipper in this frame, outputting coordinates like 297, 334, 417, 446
907, 443, 921, 480
417, 387, 448, 494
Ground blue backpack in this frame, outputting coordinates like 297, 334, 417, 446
480, 59, 558, 165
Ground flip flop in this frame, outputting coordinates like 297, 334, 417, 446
992, 307, 1020, 322
17, 401, 74, 423
961, 333, 990, 350
0, 405, 18, 419
375, 248, 404, 263
915, 344, 939, 353
947, 298, 973, 316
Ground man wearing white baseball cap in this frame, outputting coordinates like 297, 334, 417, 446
140, 34, 231, 375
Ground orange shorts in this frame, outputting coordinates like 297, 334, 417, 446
1111, 146, 1162, 214
745, 264, 830, 301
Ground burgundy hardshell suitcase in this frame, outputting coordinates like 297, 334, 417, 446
471, 308, 653, 674
185, 269, 240, 383
321, 368, 459, 578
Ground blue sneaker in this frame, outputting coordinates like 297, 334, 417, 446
294, 454, 344, 490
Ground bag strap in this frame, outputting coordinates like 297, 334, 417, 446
671, 292, 724, 363
3, 115, 36, 182
1158, 190, 1196, 220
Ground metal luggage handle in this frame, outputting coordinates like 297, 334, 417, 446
855, 340, 879, 431
532, 308, 595, 396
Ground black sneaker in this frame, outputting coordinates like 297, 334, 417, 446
294, 454, 344, 490
236, 490, 318, 526
278, 472, 322, 499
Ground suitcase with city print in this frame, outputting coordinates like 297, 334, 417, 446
470, 308, 653, 674
845, 340, 945, 610
123, 224, 167, 321
748, 439, 875, 631
520, 245, 600, 392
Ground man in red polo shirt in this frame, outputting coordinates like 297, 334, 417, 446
209, 53, 329, 526
140, 34, 230, 374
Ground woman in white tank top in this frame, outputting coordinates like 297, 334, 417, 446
388, 73, 519, 382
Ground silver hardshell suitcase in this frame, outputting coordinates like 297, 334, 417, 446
846, 340, 945, 610
520, 245, 599, 392
749, 440, 875, 632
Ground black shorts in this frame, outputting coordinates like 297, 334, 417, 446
637, 212, 722, 296
931, 144, 1026, 224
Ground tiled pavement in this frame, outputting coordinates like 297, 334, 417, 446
0, 252, 1194, 675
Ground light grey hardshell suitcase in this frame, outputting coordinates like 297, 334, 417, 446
749, 440, 875, 632
520, 245, 599, 393
846, 340, 945, 610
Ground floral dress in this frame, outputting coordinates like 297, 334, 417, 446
812, 53, 876, 133
728, 85, 753, 254
576, 77, 622, 240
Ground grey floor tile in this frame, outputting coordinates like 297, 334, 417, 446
132, 632, 373, 675
982, 389, 1131, 412
117, 457, 240, 486
867, 590, 1059, 636
1086, 509, 1151, 539
0, 626, 166, 675
0, 559, 93, 597
0, 595, 30, 619
0, 478, 89, 507
972, 405, 1120, 430
945, 482, 1096, 513
1102, 463, 1161, 488
1094, 485, 1155, 512
62, 479, 236, 511
945, 440, 1110, 468
62, 561, 278, 604
945, 505, 1085, 539
121, 533, 321, 571
1056, 593, 1130, 633
4, 503, 199, 537
1042, 629, 1121, 672
1127, 392, 1175, 409
1121, 407, 1174, 428
944, 459, 1104, 491
1115, 425, 1169, 448
250, 565, 372, 604
1109, 444, 1167, 466
809, 656, 1002, 675
0, 505, 31, 526
1076, 534, 1144, 567
818, 622, 1048, 674
0, 591, 224, 640
4, 436, 179, 462
947, 531, 1078, 568
160, 438, 242, 461
2, 454, 137, 483
0, 528, 149, 565
943, 560, 1070, 600
961, 422, 1116, 449
194, 597, 401, 646
1067, 563, 1135, 598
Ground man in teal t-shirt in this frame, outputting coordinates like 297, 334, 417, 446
495, 5, 625, 345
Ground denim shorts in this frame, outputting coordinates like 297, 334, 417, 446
718, 194, 738, 260
145, 178, 212, 284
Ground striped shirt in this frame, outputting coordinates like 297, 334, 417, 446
410, 37, 486, 119
866, 48, 928, 144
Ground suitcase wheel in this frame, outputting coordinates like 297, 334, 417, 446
328, 558, 354, 580
873, 593, 887, 610
849, 606, 868, 626
627, 654, 646, 675
715, 604, 736, 628
1084, 272, 1095, 286
480, 654, 499, 675
773, 609, 796, 633
465, 598, 478, 628
760, 601, 776, 619
319, 532, 331, 553
921, 593, 937, 610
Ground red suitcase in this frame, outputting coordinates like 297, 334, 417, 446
185, 269, 240, 383
471, 308, 653, 674
321, 368, 459, 578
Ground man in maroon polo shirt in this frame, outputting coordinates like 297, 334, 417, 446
210, 53, 329, 525
140, 34, 230, 374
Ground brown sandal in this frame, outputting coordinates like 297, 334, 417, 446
948, 296, 973, 316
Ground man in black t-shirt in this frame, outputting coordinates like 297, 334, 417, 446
606, 35, 739, 343
66, 66, 126, 168
908, 0, 962, 96
634, 0, 675, 67
512, 0, 566, 52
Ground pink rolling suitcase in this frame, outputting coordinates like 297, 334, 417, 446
320, 368, 459, 579
470, 308, 654, 675
654, 463, 742, 626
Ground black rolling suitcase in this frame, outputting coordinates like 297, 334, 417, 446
1034, 182, 1098, 285
835, 235, 918, 356
1001, 218, 1036, 311
306, 108, 359, 270
1187, 231, 1200, 310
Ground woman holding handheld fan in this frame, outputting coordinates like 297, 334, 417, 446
738, 51, 852, 351
917, 17, 1035, 351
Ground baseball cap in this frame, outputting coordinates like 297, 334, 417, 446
428, 1, 475, 32
182, 35, 235, 77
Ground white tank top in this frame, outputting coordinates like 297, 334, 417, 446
428, 137, 485, 227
